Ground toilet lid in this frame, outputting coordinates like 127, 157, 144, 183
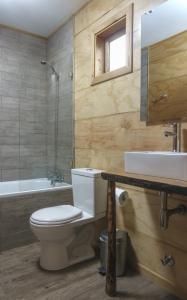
30, 205, 82, 225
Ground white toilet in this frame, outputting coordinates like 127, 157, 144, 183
30, 168, 107, 271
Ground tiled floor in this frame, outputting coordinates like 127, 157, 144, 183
0, 243, 180, 300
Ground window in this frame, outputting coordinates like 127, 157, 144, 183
105, 29, 127, 72
91, 4, 133, 85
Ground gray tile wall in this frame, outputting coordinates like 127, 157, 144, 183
47, 19, 74, 183
0, 22, 74, 251
0, 26, 48, 180
0, 19, 74, 182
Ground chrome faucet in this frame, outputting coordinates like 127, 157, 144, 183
164, 122, 181, 152
48, 172, 64, 186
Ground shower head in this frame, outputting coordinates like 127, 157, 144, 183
40, 60, 47, 65
40, 59, 59, 79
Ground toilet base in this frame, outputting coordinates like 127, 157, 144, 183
39, 223, 95, 271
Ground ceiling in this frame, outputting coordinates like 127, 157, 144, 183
0, 0, 90, 38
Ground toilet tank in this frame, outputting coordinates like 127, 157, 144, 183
71, 168, 107, 217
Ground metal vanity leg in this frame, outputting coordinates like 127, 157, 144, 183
106, 180, 116, 297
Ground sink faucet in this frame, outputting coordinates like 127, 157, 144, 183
164, 122, 181, 152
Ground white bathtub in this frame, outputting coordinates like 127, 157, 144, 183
0, 178, 72, 198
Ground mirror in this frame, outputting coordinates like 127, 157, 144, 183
140, 0, 187, 124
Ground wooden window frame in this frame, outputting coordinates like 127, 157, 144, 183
91, 3, 133, 86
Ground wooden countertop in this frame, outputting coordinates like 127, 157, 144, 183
101, 171, 187, 196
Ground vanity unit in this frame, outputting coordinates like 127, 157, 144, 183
101, 170, 187, 297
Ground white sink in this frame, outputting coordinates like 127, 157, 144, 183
124, 151, 187, 181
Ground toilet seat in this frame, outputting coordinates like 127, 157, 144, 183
30, 205, 82, 225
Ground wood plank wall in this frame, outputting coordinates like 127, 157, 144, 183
74, 1, 187, 299
148, 30, 187, 123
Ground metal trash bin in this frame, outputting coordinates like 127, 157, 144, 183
99, 229, 128, 277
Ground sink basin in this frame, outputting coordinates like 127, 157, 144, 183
124, 151, 187, 181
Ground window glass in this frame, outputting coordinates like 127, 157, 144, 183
109, 34, 127, 71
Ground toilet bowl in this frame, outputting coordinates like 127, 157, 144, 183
30, 205, 94, 270
30, 168, 107, 271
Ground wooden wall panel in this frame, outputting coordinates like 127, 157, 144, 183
75, 112, 172, 152
74, 28, 92, 92
149, 50, 187, 84
74, 0, 187, 298
119, 188, 187, 251
74, 0, 123, 35
149, 30, 187, 63
75, 148, 125, 173
75, 72, 140, 120
148, 30, 187, 123
130, 231, 187, 299
149, 75, 187, 122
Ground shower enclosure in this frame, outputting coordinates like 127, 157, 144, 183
46, 19, 74, 184
0, 19, 74, 251
40, 59, 63, 185
0, 19, 74, 184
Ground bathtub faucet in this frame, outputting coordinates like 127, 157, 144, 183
48, 173, 64, 186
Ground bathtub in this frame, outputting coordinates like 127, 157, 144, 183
0, 178, 72, 198
0, 178, 73, 251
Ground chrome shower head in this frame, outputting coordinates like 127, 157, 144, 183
40, 59, 59, 79
40, 60, 47, 65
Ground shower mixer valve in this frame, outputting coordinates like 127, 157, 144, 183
48, 171, 64, 186
161, 255, 175, 267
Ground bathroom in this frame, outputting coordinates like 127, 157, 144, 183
0, 0, 187, 299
